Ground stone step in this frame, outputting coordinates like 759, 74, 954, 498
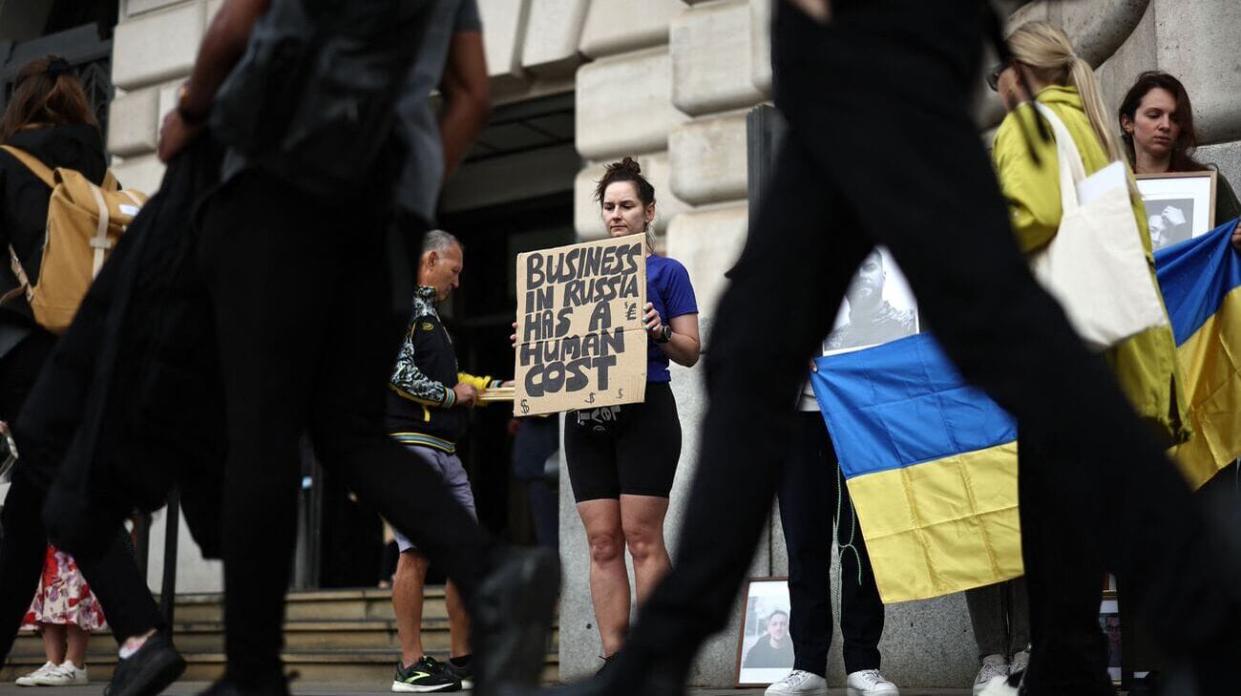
11, 619, 562, 657
0, 649, 560, 684
168, 589, 425, 624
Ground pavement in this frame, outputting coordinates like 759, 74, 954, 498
0, 683, 977, 696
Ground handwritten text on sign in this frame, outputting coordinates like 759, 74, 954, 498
514, 236, 648, 416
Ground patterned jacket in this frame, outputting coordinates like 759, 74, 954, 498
386, 286, 497, 452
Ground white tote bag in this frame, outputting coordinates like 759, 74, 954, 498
1027, 104, 1169, 351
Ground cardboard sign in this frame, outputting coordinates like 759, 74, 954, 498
514, 236, 647, 416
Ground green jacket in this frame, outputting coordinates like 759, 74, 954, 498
993, 85, 1190, 444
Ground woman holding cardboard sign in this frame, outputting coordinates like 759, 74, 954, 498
566, 157, 700, 668
980, 22, 1189, 696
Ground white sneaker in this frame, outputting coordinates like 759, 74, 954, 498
846, 669, 899, 696
15, 661, 58, 687
1009, 649, 1029, 675
973, 654, 1009, 696
978, 669, 1022, 696
765, 669, 828, 695
34, 661, 88, 686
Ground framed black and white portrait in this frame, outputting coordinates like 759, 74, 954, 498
736, 578, 794, 687
1137, 171, 1217, 250
823, 246, 919, 355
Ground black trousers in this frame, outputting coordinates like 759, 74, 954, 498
778, 412, 882, 676
1018, 438, 1114, 694
197, 170, 491, 685
613, 2, 1237, 691
0, 331, 162, 666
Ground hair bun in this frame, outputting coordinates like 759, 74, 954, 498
610, 156, 642, 176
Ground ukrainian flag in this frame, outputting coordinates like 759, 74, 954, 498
809, 218, 1241, 604
1156, 218, 1241, 489
810, 336, 1021, 603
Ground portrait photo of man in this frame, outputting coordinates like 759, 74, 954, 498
824, 248, 918, 353
742, 609, 794, 669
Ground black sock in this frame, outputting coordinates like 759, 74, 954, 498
450, 655, 471, 668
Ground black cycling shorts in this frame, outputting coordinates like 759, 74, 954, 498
564, 381, 682, 502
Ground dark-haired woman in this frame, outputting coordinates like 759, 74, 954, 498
565, 157, 700, 664
1119, 71, 1241, 233
0, 57, 173, 690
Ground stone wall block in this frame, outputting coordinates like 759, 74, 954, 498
207, 0, 223, 21
573, 151, 690, 239
664, 202, 748, 336
1095, 1, 1157, 119
1197, 141, 1241, 201
579, 0, 680, 59
107, 87, 159, 157
671, 0, 766, 117
113, 2, 204, 90
111, 154, 166, 198
669, 110, 748, 206
1008, 0, 1148, 67
1154, 0, 1241, 144
575, 47, 687, 160
749, 0, 773, 96
521, 0, 589, 77
481, 0, 531, 90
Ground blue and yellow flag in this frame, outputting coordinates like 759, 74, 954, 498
810, 218, 1240, 603
1156, 218, 1241, 489
810, 335, 1021, 603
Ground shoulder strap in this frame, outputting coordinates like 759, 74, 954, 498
0, 145, 56, 189
1031, 103, 1087, 213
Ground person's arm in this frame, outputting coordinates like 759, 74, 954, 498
992, 107, 1062, 254
438, 30, 490, 181
390, 326, 476, 408
157, 0, 271, 161
646, 308, 701, 368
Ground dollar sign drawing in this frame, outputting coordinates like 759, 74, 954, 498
520, 399, 529, 415
617, 388, 624, 399
585, 392, 596, 404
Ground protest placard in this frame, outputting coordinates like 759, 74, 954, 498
514, 236, 647, 416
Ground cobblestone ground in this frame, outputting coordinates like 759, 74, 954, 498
0, 683, 976, 696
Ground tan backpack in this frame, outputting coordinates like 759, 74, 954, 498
0, 145, 147, 334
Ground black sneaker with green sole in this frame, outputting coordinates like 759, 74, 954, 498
392, 656, 462, 693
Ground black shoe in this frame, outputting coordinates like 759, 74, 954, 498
392, 656, 462, 693
471, 546, 560, 696
104, 633, 186, 696
443, 657, 474, 690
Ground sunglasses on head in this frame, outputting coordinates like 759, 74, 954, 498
985, 62, 1007, 91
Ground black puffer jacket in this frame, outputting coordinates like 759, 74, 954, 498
0, 124, 107, 348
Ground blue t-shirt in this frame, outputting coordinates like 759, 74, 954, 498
646, 255, 698, 383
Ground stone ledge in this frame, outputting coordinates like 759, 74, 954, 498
670, 0, 766, 117
750, 0, 773, 96
113, 2, 204, 90
579, 0, 680, 59
521, 0, 590, 77
575, 47, 687, 160
481, 0, 531, 89
669, 110, 749, 206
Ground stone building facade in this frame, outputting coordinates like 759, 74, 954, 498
16, 0, 1238, 689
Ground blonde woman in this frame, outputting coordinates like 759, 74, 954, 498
981, 22, 1189, 696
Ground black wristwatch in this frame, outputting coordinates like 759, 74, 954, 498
654, 325, 672, 344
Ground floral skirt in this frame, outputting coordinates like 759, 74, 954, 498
21, 546, 108, 632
